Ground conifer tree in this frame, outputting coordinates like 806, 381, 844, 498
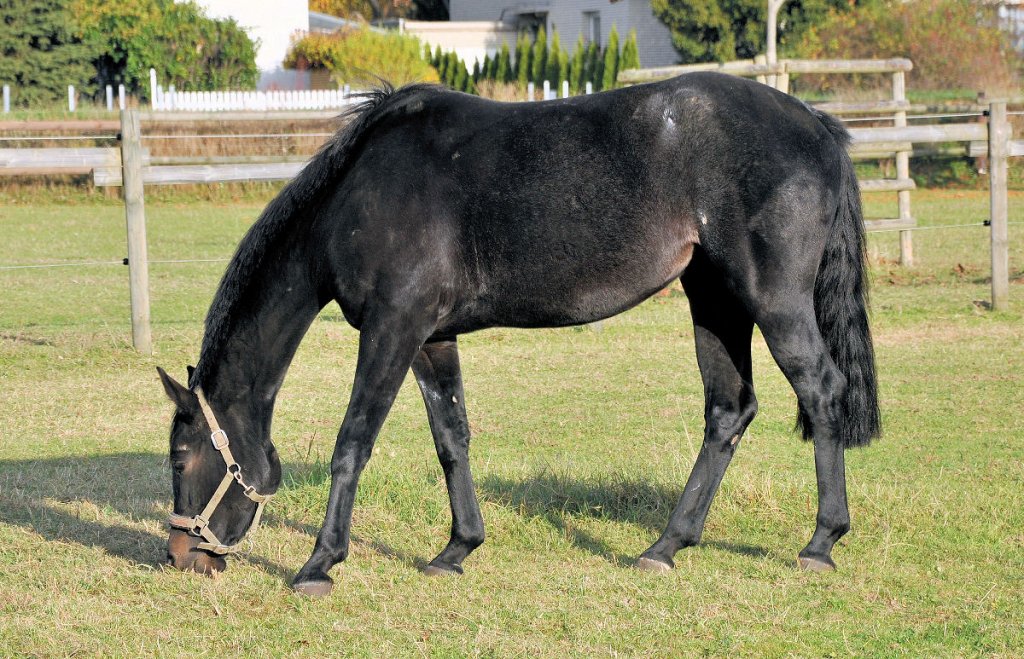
586, 41, 602, 91
557, 48, 570, 93
602, 25, 620, 91
620, 28, 641, 72
570, 35, 586, 93
515, 32, 531, 89
433, 45, 443, 69
530, 26, 547, 87
472, 59, 481, 83
495, 41, 512, 83
545, 29, 561, 88
481, 53, 492, 80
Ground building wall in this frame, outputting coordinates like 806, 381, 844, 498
449, 1, 678, 68
197, 0, 308, 72
402, 21, 519, 69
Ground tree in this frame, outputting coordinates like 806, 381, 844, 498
545, 29, 562, 86
495, 42, 512, 83
601, 25, 620, 91
531, 26, 547, 87
0, 0, 98, 106
515, 32, 532, 89
652, 0, 850, 63
75, 0, 257, 98
569, 35, 586, 93
620, 29, 641, 72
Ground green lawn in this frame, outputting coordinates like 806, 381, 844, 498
0, 190, 1022, 655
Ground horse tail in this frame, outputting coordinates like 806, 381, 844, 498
799, 111, 882, 448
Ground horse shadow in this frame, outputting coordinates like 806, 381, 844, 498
0, 452, 310, 580
479, 470, 769, 566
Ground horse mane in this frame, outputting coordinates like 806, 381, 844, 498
191, 82, 445, 389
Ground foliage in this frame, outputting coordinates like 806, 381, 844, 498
310, 0, 448, 20
432, 24, 639, 97
0, 0, 99, 106
620, 29, 641, 74
791, 0, 1020, 93
73, 0, 257, 100
285, 27, 438, 87
601, 26, 620, 92
651, 0, 850, 63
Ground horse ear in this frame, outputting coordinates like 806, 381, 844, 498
157, 366, 197, 413
186, 364, 196, 384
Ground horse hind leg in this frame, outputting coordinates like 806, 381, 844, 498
639, 252, 758, 570
755, 298, 851, 571
411, 338, 486, 575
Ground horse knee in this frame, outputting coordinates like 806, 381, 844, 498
706, 386, 757, 447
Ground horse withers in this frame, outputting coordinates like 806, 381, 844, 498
157, 72, 880, 595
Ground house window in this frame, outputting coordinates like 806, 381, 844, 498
583, 11, 601, 46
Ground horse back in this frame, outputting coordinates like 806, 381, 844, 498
319, 75, 845, 333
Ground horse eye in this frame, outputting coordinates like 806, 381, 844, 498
172, 461, 187, 473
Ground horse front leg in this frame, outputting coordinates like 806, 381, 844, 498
411, 338, 485, 575
292, 316, 430, 597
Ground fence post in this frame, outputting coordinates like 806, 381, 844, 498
892, 70, 913, 266
988, 100, 1010, 311
2, 85, 9, 113
119, 109, 152, 354
105, 85, 113, 111
118, 84, 126, 110
68, 85, 76, 112
527, 82, 534, 101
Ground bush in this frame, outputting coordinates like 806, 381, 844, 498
0, 0, 98, 106
73, 0, 257, 100
792, 0, 1020, 94
285, 28, 438, 87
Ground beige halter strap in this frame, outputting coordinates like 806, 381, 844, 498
167, 387, 272, 555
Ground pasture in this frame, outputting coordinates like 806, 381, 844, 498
1, 189, 1022, 655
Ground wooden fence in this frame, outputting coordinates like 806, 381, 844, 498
1, 98, 1018, 352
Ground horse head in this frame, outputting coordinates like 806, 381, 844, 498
157, 366, 281, 575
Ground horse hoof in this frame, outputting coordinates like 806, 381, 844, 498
292, 579, 334, 598
797, 555, 836, 572
423, 563, 463, 577
636, 556, 673, 573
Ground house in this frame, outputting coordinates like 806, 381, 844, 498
449, 0, 678, 68
196, 0, 309, 88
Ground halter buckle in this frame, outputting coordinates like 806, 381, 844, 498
210, 429, 229, 450
191, 515, 210, 534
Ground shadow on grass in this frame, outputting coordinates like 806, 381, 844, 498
0, 452, 306, 580
480, 471, 768, 565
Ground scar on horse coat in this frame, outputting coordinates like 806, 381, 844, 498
157, 72, 880, 595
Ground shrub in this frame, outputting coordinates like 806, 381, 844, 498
285, 27, 438, 87
792, 0, 1019, 94
74, 0, 257, 99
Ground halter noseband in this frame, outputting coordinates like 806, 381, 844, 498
167, 387, 273, 555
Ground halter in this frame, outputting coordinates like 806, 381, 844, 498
167, 388, 273, 555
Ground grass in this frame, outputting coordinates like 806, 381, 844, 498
0, 189, 1022, 655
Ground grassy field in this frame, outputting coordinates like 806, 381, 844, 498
1, 190, 1022, 655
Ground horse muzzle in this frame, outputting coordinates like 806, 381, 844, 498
166, 528, 227, 575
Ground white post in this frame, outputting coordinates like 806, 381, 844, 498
585, 81, 593, 95
893, 70, 913, 266
105, 85, 113, 111
68, 85, 76, 112
527, 81, 535, 101
149, 68, 158, 109
543, 80, 550, 100
118, 84, 126, 110
562, 80, 569, 98
2, 85, 9, 113
168, 85, 176, 111
766, 0, 787, 88
343, 83, 351, 99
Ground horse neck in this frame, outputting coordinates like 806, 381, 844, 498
196, 242, 324, 418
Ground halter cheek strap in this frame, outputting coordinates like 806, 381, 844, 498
167, 387, 273, 555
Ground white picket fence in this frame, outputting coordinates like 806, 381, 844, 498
151, 87, 360, 112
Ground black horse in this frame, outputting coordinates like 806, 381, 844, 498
157, 72, 880, 596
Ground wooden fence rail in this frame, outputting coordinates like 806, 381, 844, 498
1, 101, 1017, 352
